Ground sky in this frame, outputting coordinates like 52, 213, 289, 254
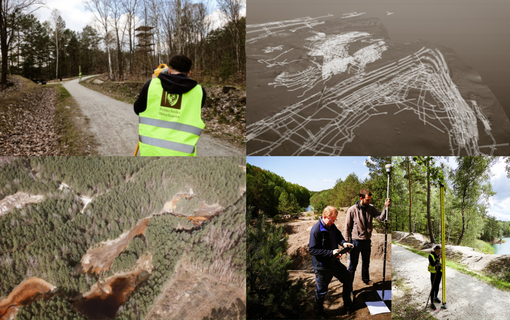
436, 157, 510, 222
35, 0, 246, 32
248, 156, 510, 221
246, 156, 373, 192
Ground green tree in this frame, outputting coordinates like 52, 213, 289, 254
452, 156, 496, 245
247, 210, 305, 319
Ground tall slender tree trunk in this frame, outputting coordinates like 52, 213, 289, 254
457, 190, 467, 245
176, 0, 181, 54
426, 160, 436, 243
0, 5, 8, 85
407, 156, 413, 234
107, 46, 112, 80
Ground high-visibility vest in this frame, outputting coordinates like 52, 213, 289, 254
138, 78, 205, 156
428, 253, 438, 273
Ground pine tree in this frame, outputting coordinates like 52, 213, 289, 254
247, 208, 305, 319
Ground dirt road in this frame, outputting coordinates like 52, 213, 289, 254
392, 244, 510, 320
63, 77, 244, 156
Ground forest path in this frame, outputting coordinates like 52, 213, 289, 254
392, 244, 510, 320
63, 77, 244, 156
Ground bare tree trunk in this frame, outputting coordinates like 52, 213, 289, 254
426, 160, 436, 243
176, 0, 181, 53
407, 156, 413, 234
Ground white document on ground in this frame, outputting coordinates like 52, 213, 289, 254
365, 301, 391, 315
377, 290, 392, 300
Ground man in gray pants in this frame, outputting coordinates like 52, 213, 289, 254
344, 189, 390, 285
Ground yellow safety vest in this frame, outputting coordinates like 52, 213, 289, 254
428, 253, 438, 273
138, 78, 205, 156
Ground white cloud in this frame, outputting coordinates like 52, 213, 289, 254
488, 197, 510, 221
37, 0, 95, 32
491, 158, 507, 180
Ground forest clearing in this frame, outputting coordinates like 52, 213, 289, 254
247, 157, 393, 319
284, 209, 391, 319
0, 157, 246, 320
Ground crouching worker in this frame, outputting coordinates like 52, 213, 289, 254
309, 206, 355, 317
134, 54, 206, 156
428, 245, 442, 309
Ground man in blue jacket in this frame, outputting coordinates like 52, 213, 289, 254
309, 206, 355, 317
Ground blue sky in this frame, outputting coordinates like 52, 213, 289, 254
247, 156, 373, 192
248, 156, 510, 221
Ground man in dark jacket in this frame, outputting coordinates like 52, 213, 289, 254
309, 206, 354, 317
344, 189, 390, 285
133, 55, 207, 156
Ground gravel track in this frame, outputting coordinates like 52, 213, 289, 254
392, 244, 510, 320
63, 77, 244, 156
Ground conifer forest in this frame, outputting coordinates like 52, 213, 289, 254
0, 156, 246, 320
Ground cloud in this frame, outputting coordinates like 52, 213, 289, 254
37, 0, 95, 32
488, 197, 510, 221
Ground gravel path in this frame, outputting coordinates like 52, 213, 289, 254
392, 244, 510, 320
63, 77, 244, 156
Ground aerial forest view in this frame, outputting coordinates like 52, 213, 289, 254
390, 156, 510, 320
0, 0, 246, 156
0, 157, 246, 320
247, 157, 392, 319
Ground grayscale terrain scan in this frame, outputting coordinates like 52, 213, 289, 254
246, 14, 510, 156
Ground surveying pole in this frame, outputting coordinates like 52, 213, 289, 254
440, 182, 447, 309
382, 163, 392, 300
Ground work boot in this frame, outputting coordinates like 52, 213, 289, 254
434, 297, 441, 303
314, 297, 325, 318
430, 303, 436, 310
363, 279, 373, 285
345, 304, 355, 315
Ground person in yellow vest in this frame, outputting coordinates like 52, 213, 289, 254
133, 54, 206, 156
79, 72, 82, 82
428, 245, 442, 310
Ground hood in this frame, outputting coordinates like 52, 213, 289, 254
157, 72, 197, 94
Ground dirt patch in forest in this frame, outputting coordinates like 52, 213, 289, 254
74, 270, 150, 319
145, 259, 245, 320
162, 191, 194, 213
283, 207, 391, 319
0, 278, 56, 320
78, 218, 150, 274
0, 192, 44, 217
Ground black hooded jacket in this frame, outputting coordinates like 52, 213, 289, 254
133, 73, 207, 115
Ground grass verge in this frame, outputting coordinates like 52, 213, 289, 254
392, 270, 437, 320
80, 75, 144, 104
392, 242, 510, 292
53, 84, 98, 155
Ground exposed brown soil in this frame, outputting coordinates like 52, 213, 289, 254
283, 208, 391, 319
74, 270, 150, 319
0, 192, 44, 217
162, 191, 194, 213
145, 260, 245, 320
78, 218, 150, 274
0, 278, 55, 320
